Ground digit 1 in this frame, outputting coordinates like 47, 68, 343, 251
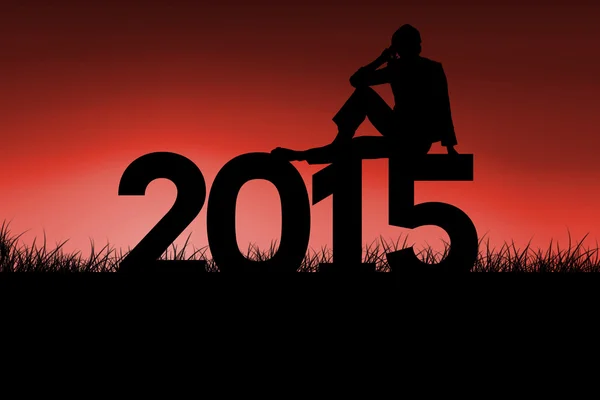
312, 156, 376, 273
206, 152, 311, 272
387, 154, 478, 273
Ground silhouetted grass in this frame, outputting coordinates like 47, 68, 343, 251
1, 220, 598, 272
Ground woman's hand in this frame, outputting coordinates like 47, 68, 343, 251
351, 47, 395, 86
378, 48, 395, 62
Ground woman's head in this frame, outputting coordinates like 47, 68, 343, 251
391, 24, 422, 57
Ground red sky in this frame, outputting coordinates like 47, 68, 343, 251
1, 1, 599, 259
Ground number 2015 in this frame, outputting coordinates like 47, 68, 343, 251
118, 151, 478, 273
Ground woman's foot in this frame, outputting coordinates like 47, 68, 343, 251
271, 147, 303, 161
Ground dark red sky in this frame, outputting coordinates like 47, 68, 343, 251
1, 1, 599, 257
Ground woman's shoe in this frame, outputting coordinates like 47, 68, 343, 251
271, 147, 301, 161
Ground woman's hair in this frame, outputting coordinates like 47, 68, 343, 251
392, 24, 421, 44
392, 24, 422, 55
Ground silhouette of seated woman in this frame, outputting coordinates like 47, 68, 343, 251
271, 24, 459, 164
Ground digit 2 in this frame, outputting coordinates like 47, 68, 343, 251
118, 152, 207, 272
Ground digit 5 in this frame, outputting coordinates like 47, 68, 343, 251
387, 154, 478, 272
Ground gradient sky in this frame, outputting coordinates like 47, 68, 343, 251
1, 1, 599, 259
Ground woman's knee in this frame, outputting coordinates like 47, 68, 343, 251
349, 86, 381, 109
353, 86, 377, 96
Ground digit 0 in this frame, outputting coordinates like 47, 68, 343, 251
207, 152, 311, 272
